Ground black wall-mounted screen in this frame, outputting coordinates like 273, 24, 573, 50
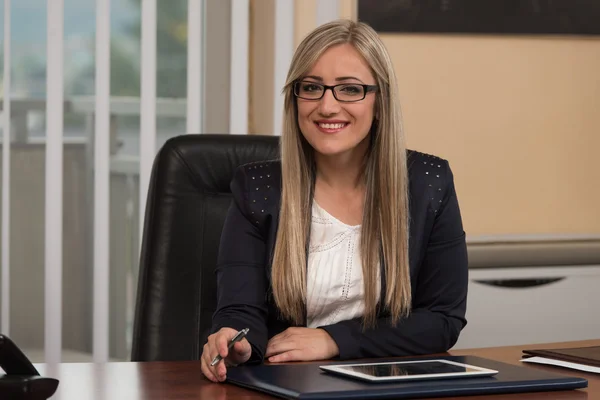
358, 0, 600, 35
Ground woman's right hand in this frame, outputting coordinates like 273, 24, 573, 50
201, 327, 252, 382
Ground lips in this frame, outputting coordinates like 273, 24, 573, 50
315, 121, 349, 134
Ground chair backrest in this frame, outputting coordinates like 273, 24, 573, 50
131, 134, 280, 361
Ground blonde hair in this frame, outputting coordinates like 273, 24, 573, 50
271, 19, 411, 327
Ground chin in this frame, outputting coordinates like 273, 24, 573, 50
302, 127, 366, 157
311, 142, 352, 157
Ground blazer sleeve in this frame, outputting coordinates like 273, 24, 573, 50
210, 166, 270, 363
319, 161, 468, 360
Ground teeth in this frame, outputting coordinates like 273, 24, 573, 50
319, 123, 346, 129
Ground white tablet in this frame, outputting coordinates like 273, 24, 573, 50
319, 359, 498, 383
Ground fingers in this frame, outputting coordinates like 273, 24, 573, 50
212, 335, 230, 381
228, 340, 250, 365
215, 333, 232, 360
269, 350, 303, 363
216, 360, 227, 380
265, 327, 338, 362
202, 359, 227, 383
220, 339, 251, 367
201, 361, 219, 382
233, 340, 247, 353
201, 327, 255, 382
201, 344, 219, 382
204, 352, 227, 382
265, 339, 278, 358
265, 339, 292, 358
201, 331, 235, 383
265, 329, 291, 358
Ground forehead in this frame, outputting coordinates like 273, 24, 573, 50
306, 43, 374, 82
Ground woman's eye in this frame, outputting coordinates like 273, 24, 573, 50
339, 85, 362, 95
302, 84, 321, 92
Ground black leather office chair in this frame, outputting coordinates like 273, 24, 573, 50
131, 134, 280, 361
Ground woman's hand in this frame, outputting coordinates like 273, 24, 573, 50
201, 327, 252, 382
265, 327, 339, 363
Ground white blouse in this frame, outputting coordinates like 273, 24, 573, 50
306, 201, 380, 328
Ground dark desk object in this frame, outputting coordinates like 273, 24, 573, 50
0, 335, 59, 400
523, 346, 600, 368
131, 134, 279, 362
34, 340, 599, 400
227, 355, 586, 399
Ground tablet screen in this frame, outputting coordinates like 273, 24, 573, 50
338, 361, 470, 377
320, 359, 498, 382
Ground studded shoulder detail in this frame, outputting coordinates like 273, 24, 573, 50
407, 150, 449, 215
234, 152, 450, 229
239, 160, 282, 230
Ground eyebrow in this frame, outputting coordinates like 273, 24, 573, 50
303, 75, 365, 83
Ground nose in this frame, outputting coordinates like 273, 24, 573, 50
318, 88, 341, 116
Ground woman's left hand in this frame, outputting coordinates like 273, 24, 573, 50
265, 327, 339, 362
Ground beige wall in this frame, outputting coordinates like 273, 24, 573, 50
384, 34, 600, 236
250, 1, 600, 236
294, 0, 356, 46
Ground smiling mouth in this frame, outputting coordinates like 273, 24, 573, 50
315, 122, 349, 133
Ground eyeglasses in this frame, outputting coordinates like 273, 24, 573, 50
293, 81, 378, 102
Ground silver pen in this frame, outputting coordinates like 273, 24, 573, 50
210, 328, 250, 366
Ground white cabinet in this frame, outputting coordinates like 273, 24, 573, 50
452, 265, 600, 349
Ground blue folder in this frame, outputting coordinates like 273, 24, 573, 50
226, 355, 587, 399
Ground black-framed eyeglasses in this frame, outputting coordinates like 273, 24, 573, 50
293, 81, 378, 102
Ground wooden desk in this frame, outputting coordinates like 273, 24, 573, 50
37, 340, 599, 399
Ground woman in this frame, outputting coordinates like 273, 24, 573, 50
201, 19, 468, 383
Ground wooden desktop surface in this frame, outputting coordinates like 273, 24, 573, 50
36, 339, 599, 400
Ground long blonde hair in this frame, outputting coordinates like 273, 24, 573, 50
271, 19, 411, 327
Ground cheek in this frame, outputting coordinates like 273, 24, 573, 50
297, 103, 316, 129
350, 104, 375, 129
297, 104, 310, 120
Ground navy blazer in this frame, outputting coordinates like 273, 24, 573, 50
211, 150, 468, 362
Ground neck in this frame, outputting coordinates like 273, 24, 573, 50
314, 138, 369, 190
